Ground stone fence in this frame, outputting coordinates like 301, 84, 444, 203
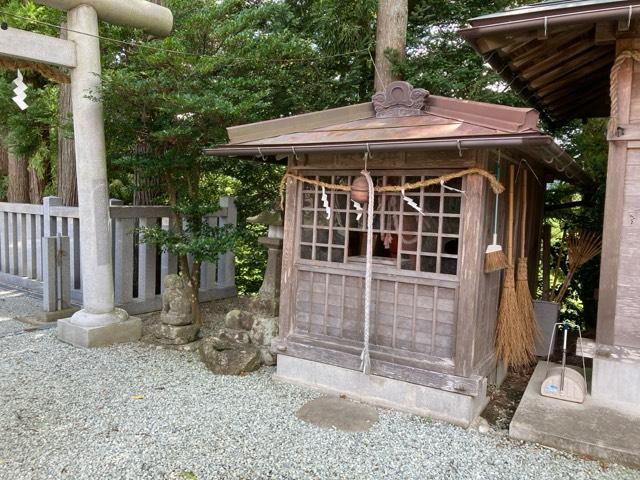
0, 196, 237, 315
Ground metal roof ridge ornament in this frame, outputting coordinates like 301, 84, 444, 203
372, 81, 429, 118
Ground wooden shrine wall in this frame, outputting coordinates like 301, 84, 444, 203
278, 149, 547, 384
294, 269, 458, 364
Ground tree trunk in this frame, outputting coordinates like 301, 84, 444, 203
131, 1, 165, 205
374, 0, 408, 92
133, 165, 161, 205
0, 146, 8, 176
57, 22, 78, 207
28, 166, 45, 204
7, 150, 30, 203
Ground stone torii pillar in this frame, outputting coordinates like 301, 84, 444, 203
33, 0, 173, 347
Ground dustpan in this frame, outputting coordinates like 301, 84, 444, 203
540, 322, 587, 404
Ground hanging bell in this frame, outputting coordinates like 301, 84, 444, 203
351, 175, 370, 203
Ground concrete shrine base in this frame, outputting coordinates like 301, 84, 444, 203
57, 316, 142, 348
275, 355, 488, 428
510, 361, 640, 469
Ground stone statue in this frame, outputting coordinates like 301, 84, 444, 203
160, 274, 193, 326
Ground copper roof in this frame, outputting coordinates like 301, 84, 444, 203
472, 0, 632, 22
461, 1, 639, 123
205, 82, 589, 184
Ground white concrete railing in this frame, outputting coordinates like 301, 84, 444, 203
0, 196, 237, 315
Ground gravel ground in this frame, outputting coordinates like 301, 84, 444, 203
1, 286, 639, 479
0, 283, 42, 336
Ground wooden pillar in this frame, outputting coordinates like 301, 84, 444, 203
597, 38, 640, 349
274, 157, 301, 351
455, 151, 488, 377
593, 38, 640, 405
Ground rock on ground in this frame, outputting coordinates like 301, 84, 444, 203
152, 323, 199, 345
199, 335, 261, 375
249, 316, 278, 347
224, 309, 254, 331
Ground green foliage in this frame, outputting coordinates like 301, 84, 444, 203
286, 0, 377, 104
177, 471, 198, 480
138, 195, 240, 279
97, 0, 333, 293
0, 0, 61, 186
139, 220, 238, 265
399, 0, 535, 103
543, 119, 608, 330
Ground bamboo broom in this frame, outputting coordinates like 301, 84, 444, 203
495, 165, 530, 368
515, 169, 540, 360
485, 159, 510, 273
553, 230, 602, 303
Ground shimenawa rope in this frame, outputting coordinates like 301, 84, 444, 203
0, 55, 70, 83
279, 167, 504, 209
609, 49, 640, 136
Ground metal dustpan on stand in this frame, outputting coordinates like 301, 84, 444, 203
540, 322, 587, 404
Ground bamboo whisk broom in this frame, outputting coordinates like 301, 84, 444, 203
496, 165, 531, 368
485, 159, 510, 273
553, 230, 602, 303
515, 169, 539, 361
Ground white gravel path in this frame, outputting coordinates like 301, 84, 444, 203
0, 283, 42, 336
0, 285, 639, 480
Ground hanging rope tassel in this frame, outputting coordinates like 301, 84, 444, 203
360, 167, 374, 375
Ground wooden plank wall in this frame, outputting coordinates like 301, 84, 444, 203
471, 151, 546, 376
613, 146, 640, 343
472, 152, 503, 376
455, 150, 489, 377
294, 269, 458, 361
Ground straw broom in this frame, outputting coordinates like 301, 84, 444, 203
485, 159, 510, 273
495, 165, 530, 368
515, 169, 539, 360
553, 230, 602, 303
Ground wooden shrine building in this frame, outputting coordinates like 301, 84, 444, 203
461, 0, 640, 463
462, 0, 640, 407
207, 81, 587, 426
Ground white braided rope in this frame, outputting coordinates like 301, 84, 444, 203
360, 168, 374, 375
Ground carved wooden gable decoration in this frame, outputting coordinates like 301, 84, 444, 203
372, 81, 429, 118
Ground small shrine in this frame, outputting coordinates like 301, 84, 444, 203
207, 81, 587, 426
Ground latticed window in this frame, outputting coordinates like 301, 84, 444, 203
298, 172, 463, 276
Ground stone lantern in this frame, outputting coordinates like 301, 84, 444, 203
247, 208, 284, 316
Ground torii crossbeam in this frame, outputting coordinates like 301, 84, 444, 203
0, 0, 173, 347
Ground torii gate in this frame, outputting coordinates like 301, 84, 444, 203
0, 0, 173, 347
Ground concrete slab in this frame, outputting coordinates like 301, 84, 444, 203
592, 352, 640, 407
296, 396, 379, 432
510, 361, 640, 469
57, 316, 142, 348
276, 355, 488, 428
18, 307, 81, 326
